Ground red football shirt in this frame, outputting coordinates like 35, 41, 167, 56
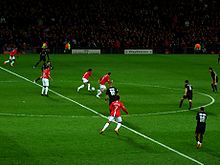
109, 100, 128, 117
42, 68, 50, 79
99, 74, 110, 85
83, 71, 92, 79
10, 49, 17, 56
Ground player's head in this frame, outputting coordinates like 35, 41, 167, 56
209, 67, 213, 71
200, 107, 205, 111
88, 68, 92, 72
107, 72, 111, 75
185, 80, 189, 84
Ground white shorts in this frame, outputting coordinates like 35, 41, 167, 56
82, 78, 89, 83
42, 78, 49, 87
9, 56, 15, 61
108, 116, 122, 123
99, 84, 106, 91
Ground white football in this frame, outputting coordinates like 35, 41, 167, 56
91, 87, 95, 91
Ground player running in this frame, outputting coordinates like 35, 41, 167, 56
209, 67, 218, 92
4, 48, 18, 66
77, 69, 94, 92
33, 49, 50, 68
100, 95, 128, 135
96, 72, 112, 98
179, 80, 193, 110
195, 107, 207, 149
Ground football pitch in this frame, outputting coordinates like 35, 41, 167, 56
0, 53, 219, 165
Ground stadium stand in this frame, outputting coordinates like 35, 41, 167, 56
0, 0, 219, 53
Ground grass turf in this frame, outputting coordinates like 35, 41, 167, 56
0, 53, 219, 165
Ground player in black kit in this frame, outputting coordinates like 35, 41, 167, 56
209, 67, 218, 92
195, 107, 207, 149
105, 82, 119, 105
179, 80, 193, 110
33, 49, 50, 68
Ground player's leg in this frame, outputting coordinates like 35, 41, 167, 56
33, 57, 43, 68
77, 84, 85, 92
4, 56, 11, 64
41, 78, 47, 96
33, 61, 41, 68
77, 78, 88, 92
87, 81, 91, 91
4, 60, 10, 64
114, 117, 123, 135
44, 79, 49, 96
41, 78, 45, 95
195, 129, 201, 148
34, 77, 41, 83
41, 87, 45, 96
198, 126, 206, 148
214, 81, 218, 92
211, 81, 215, 92
179, 97, 184, 108
10, 58, 15, 66
100, 116, 113, 134
195, 132, 199, 142
188, 100, 192, 110
96, 85, 106, 98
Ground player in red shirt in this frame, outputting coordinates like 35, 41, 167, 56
100, 95, 128, 135
41, 64, 52, 96
77, 69, 94, 92
4, 48, 17, 66
96, 72, 112, 98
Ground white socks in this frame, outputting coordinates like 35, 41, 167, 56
101, 123, 110, 132
115, 123, 122, 131
42, 87, 49, 95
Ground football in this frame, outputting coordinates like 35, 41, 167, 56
91, 87, 95, 91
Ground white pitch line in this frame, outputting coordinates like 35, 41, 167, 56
118, 82, 215, 117
0, 66, 204, 165
0, 112, 99, 119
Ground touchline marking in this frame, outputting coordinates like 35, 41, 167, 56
0, 66, 204, 165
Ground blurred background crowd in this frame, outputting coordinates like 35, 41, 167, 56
0, 0, 219, 53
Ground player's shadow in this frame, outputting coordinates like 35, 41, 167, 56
123, 120, 145, 133
106, 133, 158, 153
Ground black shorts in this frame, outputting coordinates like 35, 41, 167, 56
183, 94, 192, 100
195, 124, 206, 135
40, 56, 46, 62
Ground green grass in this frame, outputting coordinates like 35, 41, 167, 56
0, 53, 220, 165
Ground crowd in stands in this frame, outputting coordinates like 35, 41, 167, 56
0, 0, 220, 53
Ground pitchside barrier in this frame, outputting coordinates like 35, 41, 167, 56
71, 49, 153, 55
124, 49, 153, 55
71, 49, 101, 54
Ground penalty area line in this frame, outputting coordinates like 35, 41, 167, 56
0, 66, 204, 165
